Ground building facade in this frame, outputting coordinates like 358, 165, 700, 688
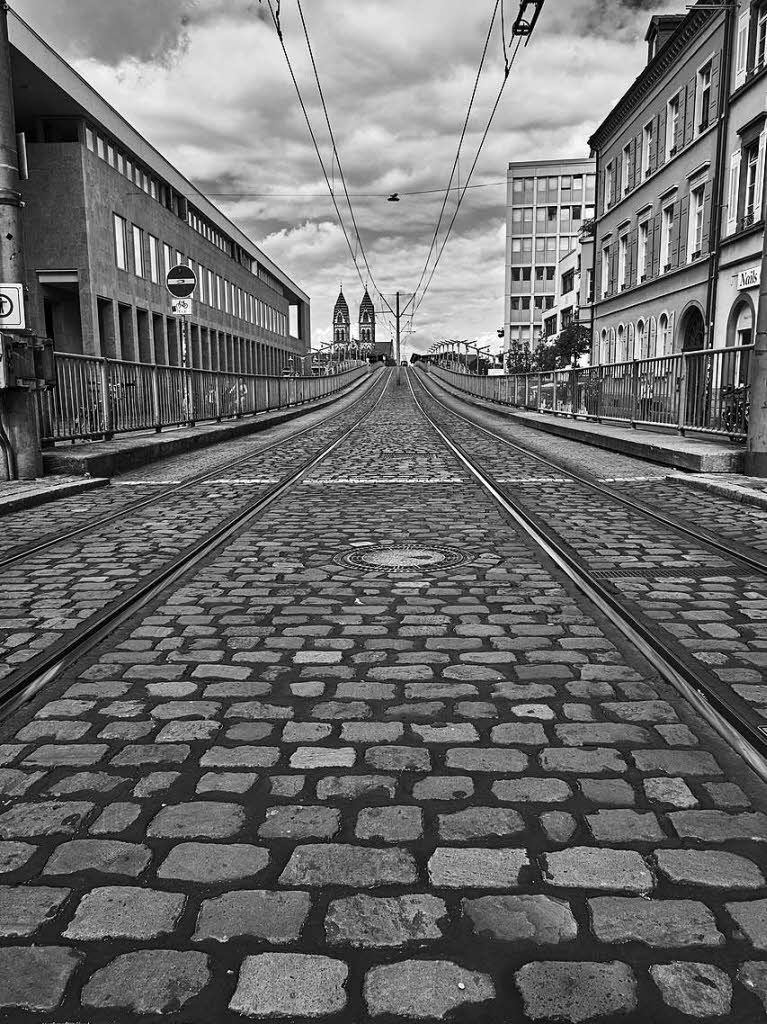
331, 287, 392, 361
8, 10, 310, 375
588, 5, 729, 364
541, 230, 595, 350
504, 158, 596, 354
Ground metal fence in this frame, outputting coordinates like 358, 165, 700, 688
38, 354, 369, 443
429, 345, 752, 438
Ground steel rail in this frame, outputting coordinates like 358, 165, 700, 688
0, 369, 381, 570
418, 368, 767, 577
0, 371, 393, 721
406, 368, 767, 784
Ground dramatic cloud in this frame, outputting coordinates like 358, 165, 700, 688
11, 0, 687, 354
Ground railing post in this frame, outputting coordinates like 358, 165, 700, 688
100, 357, 113, 440
630, 359, 639, 428
677, 354, 688, 435
537, 372, 542, 411
151, 364, 161, 432
187, 369, 196, 426
236, 376, 243, 419
569, 367, 577, 418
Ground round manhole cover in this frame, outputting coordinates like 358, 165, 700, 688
338, 544, 466, 575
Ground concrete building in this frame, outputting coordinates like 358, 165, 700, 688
504, 158, 596, 354
714, 0, 766, 362
588, 4, 728, 364
8, 9, 310, 375
541, 229, 595, 349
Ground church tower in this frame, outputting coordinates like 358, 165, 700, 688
333, 287, 350, 348
359, 287, 375, 351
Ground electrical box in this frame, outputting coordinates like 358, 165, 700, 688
32, 337, 56, 388
0, 335, 45, 390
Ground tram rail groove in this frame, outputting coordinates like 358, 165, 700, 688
0, 370, 393, 721
420, 367, 767, 578
0, 368, 382, 569
407, 369, 767, 785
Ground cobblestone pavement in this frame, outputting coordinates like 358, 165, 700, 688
0, 371, 765, 1021
0, 373, 386, 681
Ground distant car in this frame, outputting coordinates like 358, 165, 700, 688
400, 361, 408, 366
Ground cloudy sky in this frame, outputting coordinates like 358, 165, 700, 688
14, 0, 681, 356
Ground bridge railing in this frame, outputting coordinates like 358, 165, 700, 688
428, 345, 752, 438
37, 354, 369, 443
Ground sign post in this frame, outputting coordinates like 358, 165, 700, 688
166, 265, 197, 423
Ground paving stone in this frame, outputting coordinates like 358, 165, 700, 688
22, 743, 108, 767
656, 723, 699, 746
316, 775, 396, 801
82, 948, 210, 1013
650, 961, 732, 1017
603, 700, 677, 722
199, 745, 280, 768
260, 805, 340, 839
412, 723, 479, 743
0, 745, 24, 766
656, 849, 765, 889
0, 801, 94, 838
438, 807, 524, 840
541, 811, 577, 844
270, 775, 305, 797
37, 699, 94, 718
64, 885, 185, 939
670, 811, 767, 842
445, 748, 527, 772
739, 961, 767, 1014
48, 771, 127, 795
385, 701, 445, 720
543, 848, 653, 891
365, 746, 432, 771
515, 960, 637, 1022
587, 809, 665, 842
158, 842, 270, 882
580, 779, 635, 805
589, 897, 724, 946
490, 723, 548, 745
312, 700, 370, 720
110, 743, 190, 766
556, 723, 652, 746
146, 681, 198, 698
230, 953, 348, 1017
0, 769, 45, 797
356, 806, 423, 842
150, 700, 220, 720
643, 776, 698, 808
493, 682, 557, 700
280, 844, 417, 887
147, 801, 244, 838
405, 683, 477, 699
17, 720, 91, 741
196, 771, 257, 794
195, 890, 311, 942
43, 840, 150, 877
89, 802, 141, 835
364, 959, 494, 1018
0, 841, 35, 873
428, 848, 528, 888
412, 775, 474, 801
633, 749, 721, 775
0, 884, 70, 936
227, 701, 294, 720
341, 722, 403, 743
703, 782, 750, 808
540, 747, 627, 774
290, 747, 356, 769
0, 946, 80, 1010
726, 899, 767, 948
225, 723, 273, 741
326, 894, 446, 947
464, 894, 577, 943
456, 700, 497, 719
155, 720, 220, 742
493, 778, 572, 803
99, 721, 155, 740
282, 723, 332, 743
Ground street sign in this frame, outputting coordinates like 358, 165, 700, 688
0, 283, 25, 330
171, 298, 193, 317
166, 264, 197, 298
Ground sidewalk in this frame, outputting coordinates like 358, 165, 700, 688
0, 476, 108, 515
428, 371, 745, 474
42, 370, 375, 478
670, 472, 767, 511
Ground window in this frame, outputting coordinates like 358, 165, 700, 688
132, 225, 144, 277
638, 220, 649, 282
85, 126, 95, 151
637, 320, 646, 359
622, 144, 631, 195
163, 243, 172, 276
96, 135, 105, 159
113, 214, 127, 271
107, 144, 115, 167
642, 121, 653, 178
148, 235, 159, 283
745, 141, 760, 223
618, 234, 628, 289
689, 185, 705, 258
605, 162, 613, 208
602, 245, 611, 298
175, 250, 183, 266
661, 205, 674, 270
697, 63, 712, 133
666, 96, 680, 160
758, 6, 767, 69
562, 269, 575, 294
586, 268, 594, 304
659, 313, 669, 354
208, 270, 214, 306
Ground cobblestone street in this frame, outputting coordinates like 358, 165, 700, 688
0, 371, 765, 1021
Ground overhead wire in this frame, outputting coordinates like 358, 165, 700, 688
177, 180, 509, 200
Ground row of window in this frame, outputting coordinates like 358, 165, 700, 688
511, 204, 595, 233
598, 313, 674, 363
600, 182, 707, 298
735, 3, 767, 88
510, 295, 557, 312
511, 174, 597, 201
113, 214, 288, 336
510, 236, 580, 258
604, 60, 714, 212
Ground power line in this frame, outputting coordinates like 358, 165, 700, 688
173, 180, 509, 200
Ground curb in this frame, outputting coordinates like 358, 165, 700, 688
0, 477, 110, 516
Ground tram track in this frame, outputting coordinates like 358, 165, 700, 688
0, 370, 392, 716
0, 369, 381, 568
408, 367, 767, 783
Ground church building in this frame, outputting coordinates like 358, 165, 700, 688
332, 287, 392, 362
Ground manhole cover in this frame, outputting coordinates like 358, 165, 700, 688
338, 544, 466, 574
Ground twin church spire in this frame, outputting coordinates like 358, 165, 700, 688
333, 286, 376, 351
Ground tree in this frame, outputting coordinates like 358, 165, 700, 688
532, 340, 557, 372
554, 323, 591, 367
505, 340, 532, 374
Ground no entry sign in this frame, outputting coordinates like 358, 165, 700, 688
166, 264, 197, 298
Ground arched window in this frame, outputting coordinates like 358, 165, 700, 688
609, 327, 617, 363
600, 329, 608, 363
617, 324, 625, 362
659, 313, 669, 355
734, 303, 753, 347
636, 320, 646, 360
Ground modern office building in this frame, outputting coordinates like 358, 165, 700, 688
588, 4, 728, 363
7, 9, 310, 375
541, 228, 595, 349
504, 158, 596, 354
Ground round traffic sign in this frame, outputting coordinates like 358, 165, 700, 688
0, 295, 13, 319
166, 264, 197, 298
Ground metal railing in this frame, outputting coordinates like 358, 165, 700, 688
38, 354, 369, 443
428, 345, 753, 438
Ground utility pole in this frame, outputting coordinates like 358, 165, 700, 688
747, 231, 767, 475
0, 4, 40, 478
395, 291, 401, 384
